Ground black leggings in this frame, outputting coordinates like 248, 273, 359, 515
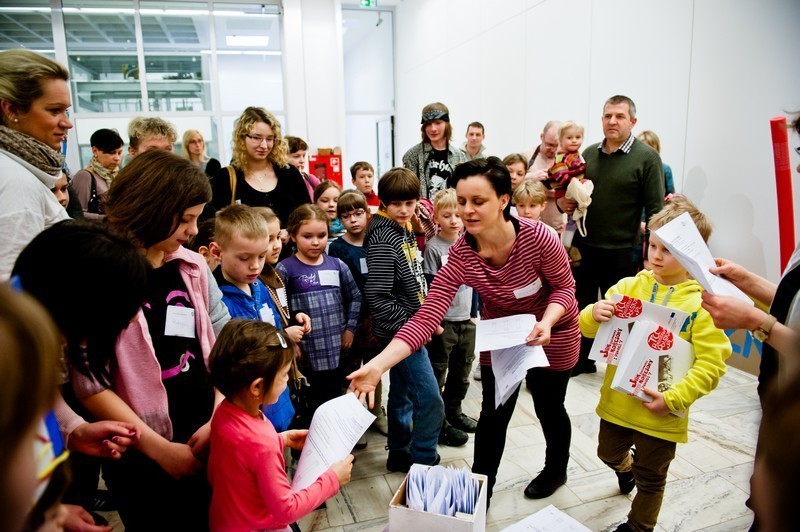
472, 365, 572, 498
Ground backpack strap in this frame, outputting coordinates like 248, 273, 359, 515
227, 166, 237, 206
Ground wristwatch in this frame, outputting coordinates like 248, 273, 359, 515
752, 314, 778, 343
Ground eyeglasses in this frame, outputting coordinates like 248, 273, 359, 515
341, 209, 367, 221
245, 134, 274, 145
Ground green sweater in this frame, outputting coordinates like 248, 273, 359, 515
582, 138, 665, 249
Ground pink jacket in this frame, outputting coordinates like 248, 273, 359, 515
71, 246, 228, 439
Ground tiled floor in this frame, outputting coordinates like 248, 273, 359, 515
100, 363, 760, 531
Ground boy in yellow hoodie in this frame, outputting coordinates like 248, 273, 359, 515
579, 196, 731, 532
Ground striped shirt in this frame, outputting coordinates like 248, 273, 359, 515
395, 216, 581, 371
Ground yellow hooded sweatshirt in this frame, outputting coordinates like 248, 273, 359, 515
580, 270, 732, 443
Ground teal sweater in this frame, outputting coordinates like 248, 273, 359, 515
582, 138, 665, 249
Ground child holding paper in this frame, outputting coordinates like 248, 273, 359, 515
579, 196, 731, 532
208, 319, 353, 531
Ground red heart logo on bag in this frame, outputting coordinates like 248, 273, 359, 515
614, 296, 643, 318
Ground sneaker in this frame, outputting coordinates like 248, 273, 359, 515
472, 365, 482, 381
439, 425, 469, 447
355, 433, 368, 450
523, 470, 567, 499
616, 470, 635, 494
371, 407, 389, 436
386, 450, 413, 473
448, 413, 478, 433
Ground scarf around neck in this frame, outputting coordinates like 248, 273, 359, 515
88, 156, 118, 185
0, 125, 64, 176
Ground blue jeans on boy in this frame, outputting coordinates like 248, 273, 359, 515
387, 346, 444, 464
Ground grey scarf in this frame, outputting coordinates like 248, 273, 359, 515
0, 125, 64, 176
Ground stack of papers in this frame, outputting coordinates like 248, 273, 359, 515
476, 315, 550, 408
406, 464, 480, 517
611, 320, 694, 415
589, 294, 688, 365
500, 504, 591, 531
653, 212, 752, 304
291, 394, 375, 491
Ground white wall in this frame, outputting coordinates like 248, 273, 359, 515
393, 0, 800, 282
282, 0, 347, 153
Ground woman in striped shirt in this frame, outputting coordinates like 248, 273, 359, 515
349, 157, 580, 502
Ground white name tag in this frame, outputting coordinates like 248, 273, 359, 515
164, 305, 196, 338
318, 270, 340, 287
276, 288, 288, 308
259, 304, 276, 325
360, 257, 369, 274
513, 279, 542, 299
441, 254, 449, 267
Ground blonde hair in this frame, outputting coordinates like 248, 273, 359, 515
513, 179, 548, 206
638, 130, 661, 153
128, 117, 178, 151
558, 121, 584, 139
287, 204, 329, 236
252, 206, 279, 227
432, 187, 458, 212
0, 49, 69, 127
0, 285, 62, 522
649, 195, 713, 242
231, 106, 288, 173
214, 204, 269, 248
181, 129, 209, 163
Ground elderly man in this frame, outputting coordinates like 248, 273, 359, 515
523, 121, 562, 231
561, 95, 664, 376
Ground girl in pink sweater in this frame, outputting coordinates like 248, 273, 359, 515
208, 319, 353, 531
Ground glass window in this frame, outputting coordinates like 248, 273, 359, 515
63, 0, 142, 113
139, 2, 212, 112
214, 3, 284, 113
0, 1, 54, 54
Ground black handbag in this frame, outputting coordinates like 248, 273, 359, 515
87, 172, 104, 215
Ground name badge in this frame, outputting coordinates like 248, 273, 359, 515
441, 254, 449, 267
259, 305, 276, 325
513, 278, 542, 299
318, 270, 340, 287
164, 305, 196, 338
360, 258, 369, 274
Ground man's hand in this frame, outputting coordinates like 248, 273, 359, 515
701, 291, 763, 331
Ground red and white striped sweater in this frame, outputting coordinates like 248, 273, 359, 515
395, 216, 580, 372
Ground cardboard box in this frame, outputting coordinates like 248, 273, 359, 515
388, 466, 488, 532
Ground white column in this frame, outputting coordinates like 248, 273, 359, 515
281, 0, 346, 153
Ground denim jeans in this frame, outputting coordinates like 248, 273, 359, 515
387, 346, 444, 464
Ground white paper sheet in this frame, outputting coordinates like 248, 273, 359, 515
404, 465, 480, 517
291, 394, 375, 491
500, 504, 591, 531
475, 314, 537, 352
653, 212, 751, 304
491, 344, 550, 408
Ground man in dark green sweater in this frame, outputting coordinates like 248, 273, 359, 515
557, 95, 665, 375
